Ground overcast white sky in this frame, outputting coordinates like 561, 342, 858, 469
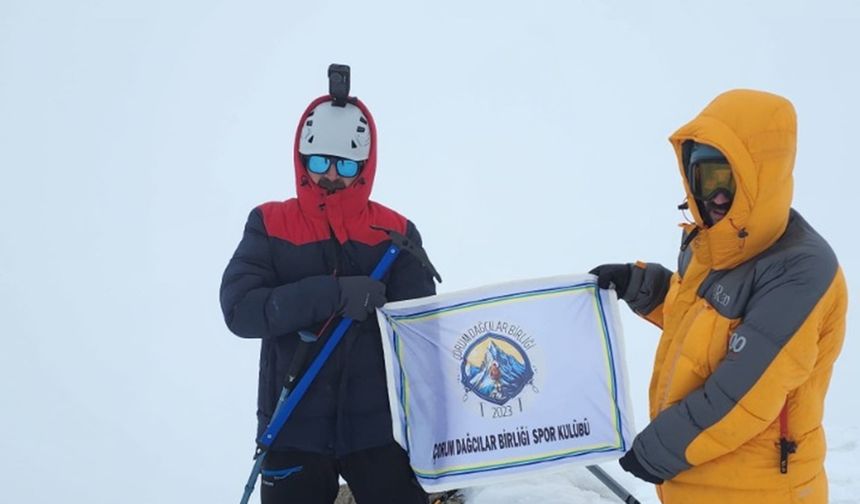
2, 1, 858, 503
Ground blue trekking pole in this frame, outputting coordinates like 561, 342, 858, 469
239, 227, 441, 504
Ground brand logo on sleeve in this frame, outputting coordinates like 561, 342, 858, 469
713, 284, 731, 307
728, 332, 747, 353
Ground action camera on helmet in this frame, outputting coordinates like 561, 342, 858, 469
328, 64, 350, 107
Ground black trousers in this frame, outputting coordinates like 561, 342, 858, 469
260, 442, 427, 504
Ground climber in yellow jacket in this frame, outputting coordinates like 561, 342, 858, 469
590, 89, 847, 503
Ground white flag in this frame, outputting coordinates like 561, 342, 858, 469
377, 274, 635, 492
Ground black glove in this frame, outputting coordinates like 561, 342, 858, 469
619, 449, 664, 485
337, 276, 387, 321
589, 263, 632, 297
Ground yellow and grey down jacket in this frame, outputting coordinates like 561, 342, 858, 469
620, 90, 847, 504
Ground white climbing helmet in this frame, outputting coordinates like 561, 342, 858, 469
298, 101, 371, 161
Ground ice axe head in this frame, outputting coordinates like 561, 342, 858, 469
370, 225, 442, 283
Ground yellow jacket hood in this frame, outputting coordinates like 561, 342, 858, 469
670, 89, 797, 270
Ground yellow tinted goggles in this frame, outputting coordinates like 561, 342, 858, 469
691, 161, 735, 200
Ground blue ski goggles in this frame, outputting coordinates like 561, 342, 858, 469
304, 155, 363, 178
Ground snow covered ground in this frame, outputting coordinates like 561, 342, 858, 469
824, 426, 860, 504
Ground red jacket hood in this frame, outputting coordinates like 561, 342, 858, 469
292, 95, 384, 243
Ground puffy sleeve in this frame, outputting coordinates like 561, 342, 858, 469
622, 261, 673, 328
219, 207, 341, 339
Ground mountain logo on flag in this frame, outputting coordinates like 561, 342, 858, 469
460, 333, 535, 406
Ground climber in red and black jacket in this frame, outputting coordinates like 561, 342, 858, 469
220, 93, 435, 504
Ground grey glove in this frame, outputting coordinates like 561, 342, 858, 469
337, 276, 387, 321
